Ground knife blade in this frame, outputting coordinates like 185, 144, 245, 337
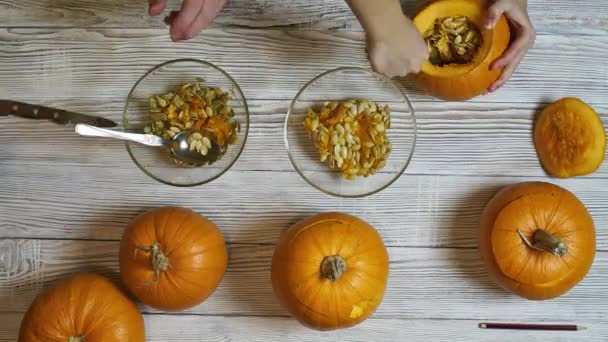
0, 100, 118, 128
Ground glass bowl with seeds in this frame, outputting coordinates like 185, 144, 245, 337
123, 59, 249, 186
285, 67, 416, 198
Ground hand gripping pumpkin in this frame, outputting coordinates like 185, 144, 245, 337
413, 0, 510, 100
19, 273, 145, 342
271, 212, 389, 330
120, 206, 228, 310
480, 182, 596, 300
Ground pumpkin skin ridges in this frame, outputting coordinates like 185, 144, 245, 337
19, 273, 145, 342
413, 0, 511, 101
480, 182, 596, 300
271, 212, 389, 331
119, 206, 228, 311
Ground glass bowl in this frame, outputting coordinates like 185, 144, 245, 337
123, 59, 249, 187
285, 67, 416, 198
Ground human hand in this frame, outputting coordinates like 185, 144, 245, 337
367, 15, 429, 78
149, 0, 227, 41
485, 0, 535, 93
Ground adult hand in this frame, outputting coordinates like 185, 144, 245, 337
149, 0, 227, 41
485, 0, 535, 93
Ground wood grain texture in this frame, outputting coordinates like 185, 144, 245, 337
1, 0, 607, 36
1, 164, 607, 248
0, 239, 607, 322
1, 100, 606, 177
1, 313, 606, 342
0, 29, 607, 104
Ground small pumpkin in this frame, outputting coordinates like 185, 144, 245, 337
534, 97, 606, 178
480, 182, 596, 300
120, 206, 228, 310
413, 0, 511, 100
19, 273, 145, 342
271, 212, 389, 330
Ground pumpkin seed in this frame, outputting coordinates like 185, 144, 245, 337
424, 16, 483, 66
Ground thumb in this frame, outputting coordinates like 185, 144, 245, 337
484, 1, 511, 29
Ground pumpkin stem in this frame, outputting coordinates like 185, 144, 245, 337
321, 255, 347, 282
134, 243, 170, 287
68, 336, 84, 342
517, 229, 568, 257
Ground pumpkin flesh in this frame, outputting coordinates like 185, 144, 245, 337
271, 212, 389, 330
413, 0, 510, 100
480, 182, 596, 300
19, 273, 145, 342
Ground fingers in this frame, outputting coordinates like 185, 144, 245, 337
484, 0, 514, 28
490, 27, 533, 70
488, 50, 525, 93
185, 2, 223, 40
169, 0, 205, 41
148, 0, 167, 16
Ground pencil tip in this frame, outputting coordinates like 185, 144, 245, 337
479, 323, 487, 329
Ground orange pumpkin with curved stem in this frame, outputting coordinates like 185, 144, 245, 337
413, 0, 510, 100
271, 212, 389, 330
19, 273, 145, 342
119, 206, 228, 310
480, 182, 596, 300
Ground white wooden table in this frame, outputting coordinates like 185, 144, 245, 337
1, 1, 607, 341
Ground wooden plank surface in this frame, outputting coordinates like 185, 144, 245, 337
0, 313, 605, 342
1, 239, 607, 321
1, 29, 607, 104
1, 100, 606, 177
1, 0, 607, 36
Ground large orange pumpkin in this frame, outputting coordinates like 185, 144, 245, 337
534, 97, 606, 178
480, 182, 596, 300
271, 212, 389, 330
413, 0, 511, 100
19, 273, 145, 342
120, 206, 228, 310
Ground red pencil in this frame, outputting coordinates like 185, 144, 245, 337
479, 323, 582, 331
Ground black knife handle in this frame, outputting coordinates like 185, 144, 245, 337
0, 100, 61, 120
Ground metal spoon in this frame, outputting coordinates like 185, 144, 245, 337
75, 123, 221, 165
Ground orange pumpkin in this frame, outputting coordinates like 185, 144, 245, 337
119, 206, 228, 310
19, 273, 145, 342
480, 182, 596, 300
271, 212, 389, 330
534, 97, 606, 178
413, 0, 511, 100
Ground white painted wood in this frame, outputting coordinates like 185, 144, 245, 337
1, 313, 605, 342
1, 100, 606, 177
1, 0, 607, 36
1, 166, 608, 248
0, 239, 607, 322
0, 29, 607, 104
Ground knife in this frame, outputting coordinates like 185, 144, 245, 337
0, 100, 118, 128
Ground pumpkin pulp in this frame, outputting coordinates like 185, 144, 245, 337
68, 337, 84, 342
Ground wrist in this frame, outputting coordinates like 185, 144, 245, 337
348, 0, 405, 39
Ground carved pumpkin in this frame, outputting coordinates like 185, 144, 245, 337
19, 273, 145, 342
413, 0, 510, 100
480, 182, 596, 300
534, 97, 606, 178
120, 206, 228, 310
271, 212, 389, 330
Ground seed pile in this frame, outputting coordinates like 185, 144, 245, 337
145, 79, 240, 166
303, 100, 391, 180
424, 16, 483, 66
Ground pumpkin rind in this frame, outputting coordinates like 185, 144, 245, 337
413, 0, 511, 100
480, 182, 596, 300
19, 273, 145, 342
119, 206, 228, 310
534, 97, 606, 178
271, 212, 389, 330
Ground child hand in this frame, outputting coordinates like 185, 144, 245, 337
485, 0, 535, 93
367, 15, 429, 78
149, 0, 227, 41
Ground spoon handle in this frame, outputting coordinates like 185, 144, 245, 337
75, 123, 165, 147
